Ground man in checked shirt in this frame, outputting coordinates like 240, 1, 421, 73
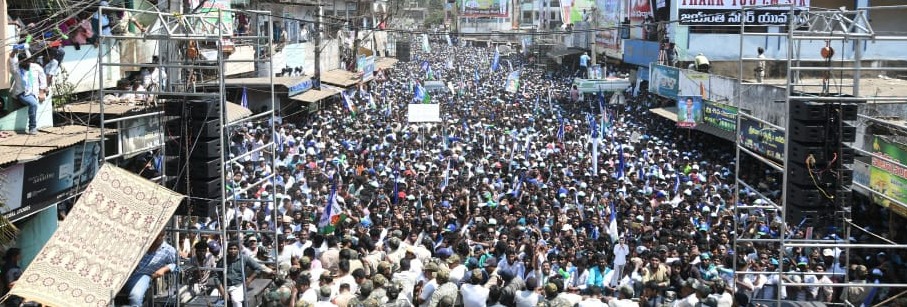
121, 231, 177, 306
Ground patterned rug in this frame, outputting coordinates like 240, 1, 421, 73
7, 164, 184, 307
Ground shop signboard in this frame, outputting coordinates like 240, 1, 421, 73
737, 116, 784, 162
870, 136, 907, 217
594, 0, 622, 57
703, 101, 738, 132
2, 142, 101, 222
119, 116, 163, 158
461, 0, 509, 17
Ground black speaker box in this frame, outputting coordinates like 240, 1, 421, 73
396, 41, 411, 62
790, 100, 827, 122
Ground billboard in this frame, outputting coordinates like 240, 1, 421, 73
462, 0, 508, 17
870, 136, 907, 217
737, 116, 785, 162
650, 64, 679, 98
628, 0, 653, 39
358, 56, 376, 82
702, 101, 738, 132
595, 0, 622, 57
2, 142, 101, 222
678, 0, 810, 26
561, 0, 596, 24
676, 96, 702, 128
119, 116, 163, 158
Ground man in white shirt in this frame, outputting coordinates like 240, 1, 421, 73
577, 286, 607, 307
446, 255, 467, 285
392, 258, 419, 305
612, 237, 630, 285
461, 269, 490, 307
416, 262, 439, 307
8, 51, 47, 135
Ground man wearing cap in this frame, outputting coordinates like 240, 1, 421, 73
415, 262, 440, 307
214, 240, 274, 306
446, 254, 467, 285
429, 269, 459, 307
461, 268, 490, 307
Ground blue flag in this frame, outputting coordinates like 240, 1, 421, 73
673, 174, 681, 195
616, 144, 625, 179
393, 167, 400, 205
556, 117, 565, 142
491, 49, 500, 72
240, 87, 249, 108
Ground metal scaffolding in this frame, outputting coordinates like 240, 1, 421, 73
734, 4, 907, 307
97, 5, 279, 307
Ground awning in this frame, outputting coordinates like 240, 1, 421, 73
0, 125, 107, 167
376, 57, 398, 70
291, 88, 340, 103
546, 47, 585, 58
225, 102, 253, 123
218, 76, 311, 88
320, 69, 361, 88
649, 107, 736, 141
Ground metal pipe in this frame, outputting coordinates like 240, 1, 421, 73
791, 66, 907, 71
739, 111, 784, 130
851, 147, 907, 172
227, 110, 275, 126
737, 179, 783, 208
852, 182, 907, 210
783, 243, 907, 248
737, 146, 784, 171
98, 62, 223, 69
778, 6, 796, 305
780, 282, 907, 288
225, 142, 275, 165
102, 89, 221, 97
792, 96, 904, 102
99, 111, 164, 124
857, 114, 907, 133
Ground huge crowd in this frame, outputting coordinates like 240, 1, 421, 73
171, 41, 906, 307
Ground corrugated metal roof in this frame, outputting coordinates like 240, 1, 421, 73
59, 102, 157, 116
320, 69, 361, 88
0, 125, 107, 167
291, 88, 340, 103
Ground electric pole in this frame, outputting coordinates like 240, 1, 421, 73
351, 0, 364, 72
314, 0, 322, 89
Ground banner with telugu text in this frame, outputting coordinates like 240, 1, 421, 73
870, 136, 907, 217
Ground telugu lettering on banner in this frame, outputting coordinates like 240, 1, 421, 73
703, 101, 738, 132
679, 9, 805, 26
869, 136, 907, 216
737, 115, 785, 162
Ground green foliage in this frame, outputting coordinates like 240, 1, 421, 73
52, 68, 76, 109
424, 10, 446, 27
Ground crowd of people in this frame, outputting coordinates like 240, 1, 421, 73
158, 41, 906, 307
